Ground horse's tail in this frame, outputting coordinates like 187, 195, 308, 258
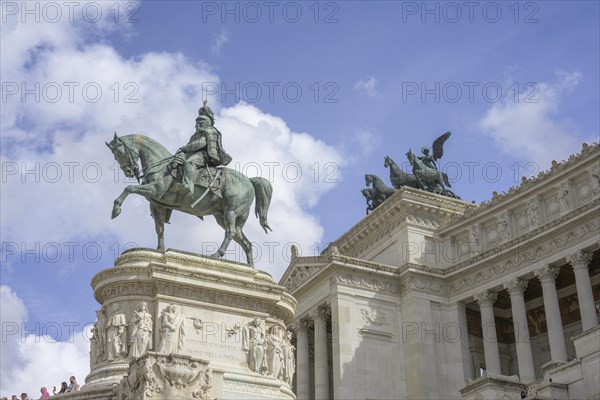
250, 177, 273, 233
443, 172, 452, 188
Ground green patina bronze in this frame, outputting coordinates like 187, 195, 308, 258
363, 132, 460, 213
106, 102, 272, 267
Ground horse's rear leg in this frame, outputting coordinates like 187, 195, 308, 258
233, 214, 253, 267
212, 211, 237, 260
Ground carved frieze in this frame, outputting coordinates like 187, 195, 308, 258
447, 201, 599, 295
334, 272, 401, 294
110, 353, 214, 400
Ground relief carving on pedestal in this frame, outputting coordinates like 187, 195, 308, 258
110, 353, 214, 400
158, 303, 185, 355
241, 318, 296, 384
106, 303, 128, 361
282, 331, 295, 385
242, 318, 268, 375
90, 306, 107, 367
129, 301, 153, 359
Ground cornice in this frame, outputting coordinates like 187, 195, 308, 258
92, 249, 297, 322
332, 187, 474, 255
460, 373, 521, 395
440, 141, 599, 233
280, 251, 401, 293
282, 198, 599, 300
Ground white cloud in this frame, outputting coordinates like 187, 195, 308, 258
1, 2, 343, 278
479, 71, 585, 168
354, 76, 378, 97
211, 29, 229, 56
0, 285, 90, 397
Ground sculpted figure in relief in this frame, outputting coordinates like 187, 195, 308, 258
282, 331, 296, 385
497, 215, 510, 242
106, 304, 128, 361
242, 318, 268, 374
468, 227, 481, 254
158, 303, 185, 355
266, 325, 284, 379
591, 166, 600, 194
129, 302, 153, 358
527, 199, 540, 227
558, 185, 570, 211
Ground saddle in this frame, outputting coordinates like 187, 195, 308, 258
165, 163, 224, 204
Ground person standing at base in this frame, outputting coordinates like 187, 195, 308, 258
66, 376, 79, 392
38, 387, 50, 399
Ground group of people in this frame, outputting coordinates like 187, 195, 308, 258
2, 376, 79, 400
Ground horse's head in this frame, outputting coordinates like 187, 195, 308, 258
106, 133, 139, 179
365, 174, 373, 186
384, 156, 390, 167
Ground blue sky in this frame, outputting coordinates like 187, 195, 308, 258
1, 0, 599, 394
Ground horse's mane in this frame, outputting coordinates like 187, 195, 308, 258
121, 134, 173, 158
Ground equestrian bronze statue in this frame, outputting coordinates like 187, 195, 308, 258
107, 102, 272, 267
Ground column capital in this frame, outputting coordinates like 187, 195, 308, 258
534, 265, 560, 283
503, 277, 528, 296
566, 250, 593, 269
310, 305, 331, 322
293, 319, 311, 334
473, 290, 497, 307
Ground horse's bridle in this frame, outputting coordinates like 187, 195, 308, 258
114, 138, 141, 183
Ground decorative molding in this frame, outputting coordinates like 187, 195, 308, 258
333, 272, 402, 294
360, 307, 388, 327
223, 372, 292, 397
446, 202, 599, 295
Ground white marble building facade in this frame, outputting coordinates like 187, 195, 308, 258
280, 143, 600, 400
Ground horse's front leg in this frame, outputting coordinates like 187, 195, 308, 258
150, 204, 167, 252
112, 183, 162, 219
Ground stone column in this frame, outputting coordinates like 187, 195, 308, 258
534, 265, 568, 362
474, 290, 502, 375
296, 320, 311, 400
503, 278, 536, 383
312, 306, 330, 400
566, 250, 598, 331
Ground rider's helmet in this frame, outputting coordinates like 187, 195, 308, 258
421, 146, 429, 154
198, 100, 215, 125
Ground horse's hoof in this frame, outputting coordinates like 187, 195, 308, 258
111, 205, 122, 219
210, 251, 223, 259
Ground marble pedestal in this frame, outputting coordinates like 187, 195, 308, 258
81, 248, 297, 400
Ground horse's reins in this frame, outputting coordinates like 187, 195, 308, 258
119, 138, 221, 207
